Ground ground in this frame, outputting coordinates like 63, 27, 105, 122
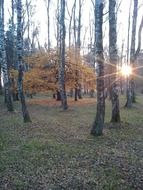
0, 94, 143, 190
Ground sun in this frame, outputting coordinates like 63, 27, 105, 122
120, 64, 132, 77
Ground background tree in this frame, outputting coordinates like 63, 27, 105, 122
91, 0, 105, 136
44, 0, 51, 50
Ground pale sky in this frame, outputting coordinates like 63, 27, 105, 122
4, 0, 143, 53
33, 0, 143, 53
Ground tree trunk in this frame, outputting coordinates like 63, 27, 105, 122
91, 0, 105, 136
74, 87, 78, 101
18, 65, 31, 122
17, 0, 31, 122
125, 77, 132, 108
109, 0, 120, 122
0, 66, 3, 94
56, 90, 61, 101
59, 0, 68, 110
125, 0, 138, 107
0, 0, 14, 111
44, 0, 51, 50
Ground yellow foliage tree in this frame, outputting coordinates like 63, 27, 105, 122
22, 48, 96, 95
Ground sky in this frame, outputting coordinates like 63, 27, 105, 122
33, 0, 143, 53
4, 0, 143, 54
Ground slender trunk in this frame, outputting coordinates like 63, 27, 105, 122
45, 0, 51, 50
109, 0, 120, 122
120, 40, 124, 94
74, 88, 78, 101
126, 0, 132, 64
26, 0, 31, 55
91, 0, 105, 136
59, 0, 68, 110
68, 0, 76, 49
125, 0, 138, 107
12, 0, 15, 68
77, 0, 82, 99
73, 0, 78, 101
130, 0, 138, 103
0, 66, 3, 94
17, 0, 31, 122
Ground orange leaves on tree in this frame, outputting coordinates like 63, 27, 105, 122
23, 49, 96, 93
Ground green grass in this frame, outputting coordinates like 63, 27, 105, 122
0, 95, 143, 189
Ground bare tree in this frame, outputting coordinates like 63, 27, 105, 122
73, 0, 84, 101
59, 0, 68, 110
109, 0, 120, 122
66, 0, 76, 49
91, 0, 105, 136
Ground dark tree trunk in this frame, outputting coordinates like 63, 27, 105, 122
56, 90, 61, 101
78, 88, 82, 99
91, 1, 105, 136
74, 87, 78, 101
53, 93, 56, 99
13, 92, 19, 101
17, 0, 31, 122
109, 0, 120, 122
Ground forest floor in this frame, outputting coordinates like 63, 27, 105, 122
0, 94, 143, 190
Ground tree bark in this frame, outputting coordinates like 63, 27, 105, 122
59, 0, 68, 110
0, 0, 14, 111
91, 0, 105, 136
125, 0, 138, 107
44, 0, 51, 50
0, 65, 3, 95
109, 0, 120, 122
17, 0, 31, 122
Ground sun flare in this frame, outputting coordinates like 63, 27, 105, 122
120, 65, 132, 77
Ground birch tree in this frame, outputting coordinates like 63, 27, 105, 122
0, 0, 14, 111
17, 0, 31, 122
59, 0, 68, 110
109, 0, 120, 122
91, 0, 105, 136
